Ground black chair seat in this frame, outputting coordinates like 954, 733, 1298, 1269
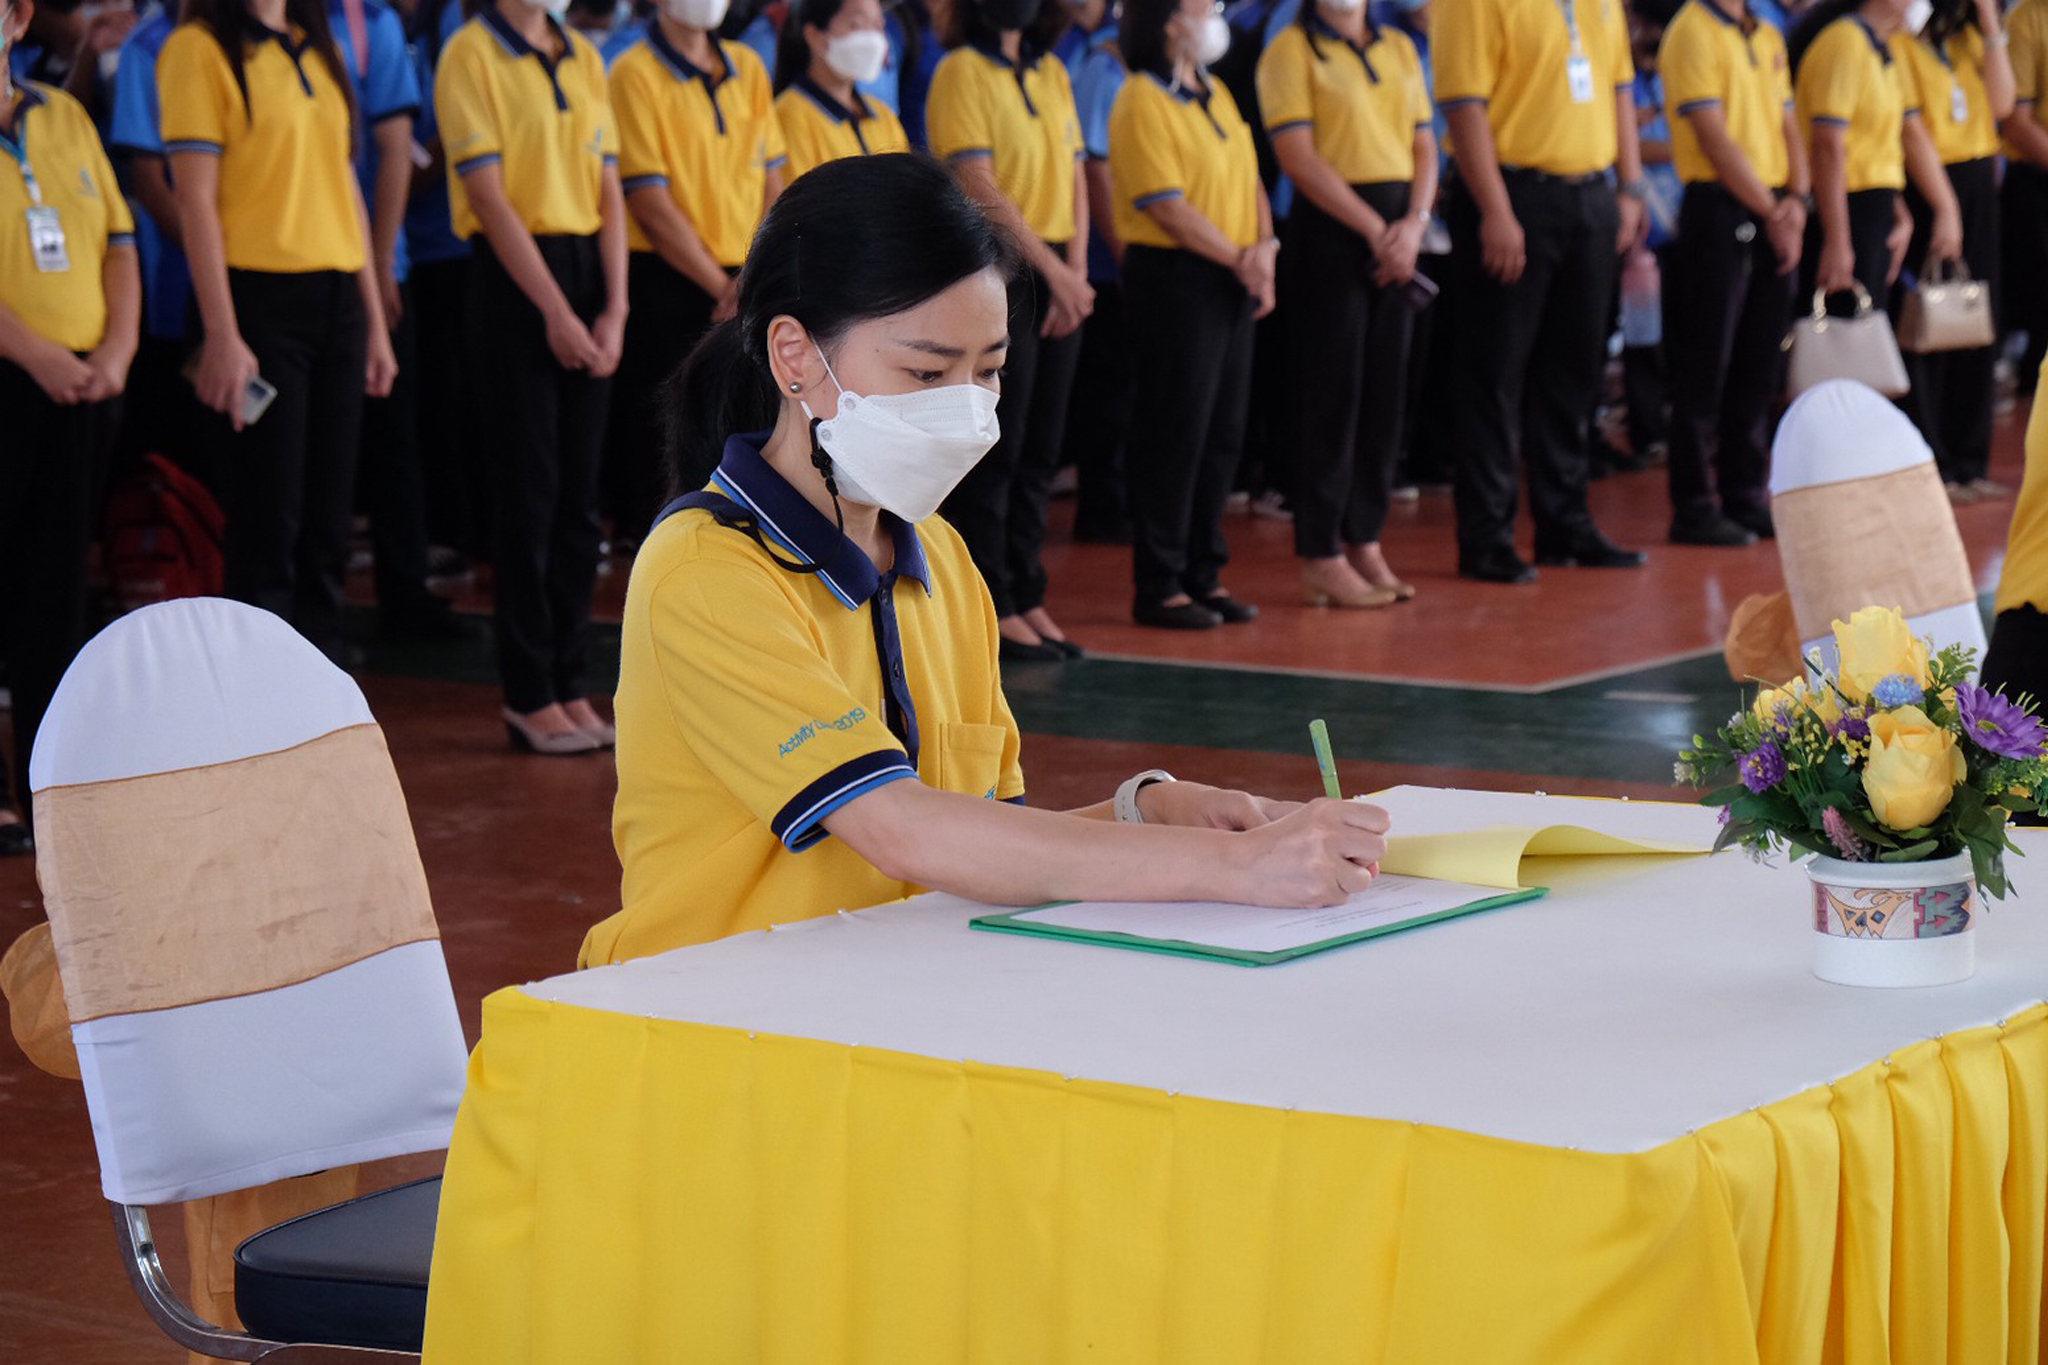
234, 1175, 441, 1352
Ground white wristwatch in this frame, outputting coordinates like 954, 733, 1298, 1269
1114, 769, 1176, 824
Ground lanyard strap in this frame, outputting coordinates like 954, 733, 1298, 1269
1556, 0, 1583, 53
1, 129, 39, 207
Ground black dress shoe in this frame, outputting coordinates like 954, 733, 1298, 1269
1727, 505, 1775, 540
1458, 548, 1539, 585
1533, 534, 1648, 569
999, 636, 1068, 663
1203, 593, 1259, 624
1044, 636, 1086, 659
1669, 514, 1758, 547
1133, 599, 1223, 630
0, 820, 33, 857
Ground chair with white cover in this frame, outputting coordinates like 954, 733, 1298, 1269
1768, 378, 1989, 670
29, 598, 469, 1361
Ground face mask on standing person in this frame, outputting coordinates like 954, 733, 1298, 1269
824, 27, 889, 82
665, 0, 729, 28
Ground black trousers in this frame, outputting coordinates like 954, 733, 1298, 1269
1442, 172, 1619, 556
467, 234, 612, 713
1281, 182, 1417, 557
1801, 187, 1898, 313
411, 255, 484, 559
1123, 245, 1255, 604
1062, 275, 1133, 537
1902, 156, 1999, 484
360, 279, 434, 610
2001, 162, 2048, 384
216, 268, 368, 660
0, 361, 118, 827
1664, 183, 1793, 524
608, 251, 718, 541
943, 258, 1085, 618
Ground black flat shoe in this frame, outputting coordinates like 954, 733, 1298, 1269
1044, 637, 1086, 659
999, 636, 1068, 663
1727, 505, 1775, 540
1669, 515, 1758, 548
0, 821, 33, 857
1204, 594, 1259, 624
1533, 535, 1647, 569
1458, 548, 1539, 585
1133, 599, 1223, 630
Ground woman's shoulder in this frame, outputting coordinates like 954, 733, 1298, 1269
22, 81, 94, 131
160, 20, 229, 66
630, 510, 804, 620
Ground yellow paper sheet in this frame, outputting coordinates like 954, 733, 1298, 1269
1370, 786, 1719, 889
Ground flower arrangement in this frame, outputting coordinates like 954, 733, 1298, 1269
1677, 606, 2048, 899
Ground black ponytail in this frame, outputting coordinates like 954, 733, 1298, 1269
660, 152, 1019, 498
1788, 0, 1865, 70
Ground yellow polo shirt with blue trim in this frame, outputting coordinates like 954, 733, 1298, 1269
1108, 71, 1259, 250
926, 43, 1083, 244
611, 30, 784, 265
1660, 0, 1793, 187
1897, 28, 1998, 164
436, 9, 616, 240
1, 84, 135, 352
587, 432, 1027, 966
776, 73, 912, 180
158, 19, 364, 272
1796, 15, 1914, 192
2004, 0, 2048, 161
1256, 18, 1431, 185
1435, 0, 1634, 177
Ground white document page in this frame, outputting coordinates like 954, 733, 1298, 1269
1009, 873, 1518, 954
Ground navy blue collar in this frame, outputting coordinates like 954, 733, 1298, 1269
1849, 13, 1894, 64
1306, 12, 1381, 79
1148, 68, 1213, 104
793, 71, 874, 124
706, 432, 933, 609
969, 36, 1045, 71
648, 24, 732, 87
0, 83, 48, 151
480, 7, 574, 107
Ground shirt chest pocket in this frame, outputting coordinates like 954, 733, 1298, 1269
934, 721, 1008, 800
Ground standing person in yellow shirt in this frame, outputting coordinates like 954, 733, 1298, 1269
2002, 0, 2048, 385
1258, 0, 1436, 611
773, 0, 910, 179
1791, 0, 1960, 312
0, 0, 139, 854
437, 0, 628, 754
160, 0, 398, 666
1433, 0, 1650, 586
927, 0, 1092, 660
1109, 0, 1273, 629
607, 0, 784, 528
1658, 0, 1806, 548
1895, 0, 2012, 501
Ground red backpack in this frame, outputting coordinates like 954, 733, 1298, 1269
103, 453, 226, 613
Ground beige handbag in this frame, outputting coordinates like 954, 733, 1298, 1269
1784, 284, 1910, 399
1896, 258, 1996, 354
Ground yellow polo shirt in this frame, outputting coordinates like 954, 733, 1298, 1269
1796, 15, 1913, 192
926, 43, 1083, 244
776, 74, 912, 180
1897, 28, 1998, 163
1995, 356, 2048, 615
2006, 0, 2048, 161
612, 31, 785, 265
1108, 71, 1260, 250
1435, 0, 1634, 177
0, 84, 135, 352
158, 20, 363, 272
1660, 0, 1793, 187
436, 9, 616, 240
586, 433, 1027, 966
1256, 18, 1432, 185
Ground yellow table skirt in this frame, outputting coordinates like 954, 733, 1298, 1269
422, 987, 2048, 1364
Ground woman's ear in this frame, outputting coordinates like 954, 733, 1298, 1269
764, 314, 825, 402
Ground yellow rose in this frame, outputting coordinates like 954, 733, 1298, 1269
1862, 705, 1966, 830
1832, 606, 1932, 703
1753, 677, 1842, 728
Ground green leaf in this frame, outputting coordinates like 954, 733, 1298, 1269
1878, 839, 1940, 863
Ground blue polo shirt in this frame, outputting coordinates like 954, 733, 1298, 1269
1074, 20, 1123, 281
108, 6, 189, 341
330, 0, 422, 283
403, 0, 468, 266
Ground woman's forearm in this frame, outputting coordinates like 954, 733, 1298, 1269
170, 152, 239, 339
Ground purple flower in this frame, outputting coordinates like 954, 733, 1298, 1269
1872, 674, 1925, 708
1821, 806, 1870, 861
1740, 741, 1787, 793
1956, 684, 2048, 760
1833, 709, 1872, 743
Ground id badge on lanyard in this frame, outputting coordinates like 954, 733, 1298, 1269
13, 151, 71, 274
1560, 0, 1595, 103
1951, 81, 1969, 125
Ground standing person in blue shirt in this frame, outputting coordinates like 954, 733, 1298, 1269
1062, 4, 1131, 543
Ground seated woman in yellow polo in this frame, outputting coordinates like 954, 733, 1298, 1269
582, 154, 1389, 967
773, 0, 911, 180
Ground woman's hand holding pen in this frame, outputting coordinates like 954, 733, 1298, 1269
1229, 799, 1391, 909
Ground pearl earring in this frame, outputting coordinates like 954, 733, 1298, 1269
788, 381, 802, 393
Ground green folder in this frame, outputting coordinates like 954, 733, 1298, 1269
969, 886, 1547, 967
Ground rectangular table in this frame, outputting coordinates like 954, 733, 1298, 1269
421, 831, 2048, 1364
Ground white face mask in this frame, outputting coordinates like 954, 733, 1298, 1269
665, 0, 729, 27
1191, 12, 1230, 65
536, 0, 572, 18
1903, 0, 1932, 31
800, 346, 1001, 523
1320, 0, 1366, 13
824, 28, 890, 84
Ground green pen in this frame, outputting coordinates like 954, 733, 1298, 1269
1309, 719, 1343, 801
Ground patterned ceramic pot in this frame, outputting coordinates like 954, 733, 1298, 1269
1806, 852, 1977, 988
